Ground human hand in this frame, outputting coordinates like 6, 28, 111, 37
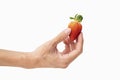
27, 28, 83, 68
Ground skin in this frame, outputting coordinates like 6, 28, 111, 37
0, 28, 84, 69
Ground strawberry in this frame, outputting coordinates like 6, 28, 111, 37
68, 14, 83, 41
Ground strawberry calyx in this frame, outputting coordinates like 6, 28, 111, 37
70, 14, 83, 22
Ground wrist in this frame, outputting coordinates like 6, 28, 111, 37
22, 52, 40, 69
20, 52, 34, 69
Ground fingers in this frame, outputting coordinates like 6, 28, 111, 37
52, 28, 71, 46
63, 32, 84, 61
62, 45, 70, 54
63, 37, 70, 45
62, 37, 75, 54
76, 32, 84, 52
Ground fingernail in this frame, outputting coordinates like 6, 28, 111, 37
65, 28, 71, 35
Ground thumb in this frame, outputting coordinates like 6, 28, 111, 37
52, 28, 71, 45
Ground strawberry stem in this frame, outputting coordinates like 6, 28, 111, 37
70, 14, 83, 22
70, 17, 74, 19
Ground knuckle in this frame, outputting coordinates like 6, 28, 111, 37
61, 64, 68, 68
77, 47, 83, 54
80, 48, 83, 53
59, 59, 69, 68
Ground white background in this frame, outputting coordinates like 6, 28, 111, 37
0, 0, 120, 80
